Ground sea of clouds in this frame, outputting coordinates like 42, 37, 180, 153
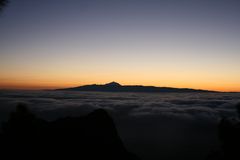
1, 90, 240, 160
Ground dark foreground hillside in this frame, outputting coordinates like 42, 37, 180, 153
0, 104, 139, 160
207, 103, 240, 160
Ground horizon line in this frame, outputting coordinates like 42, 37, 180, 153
1, 82, 240, 93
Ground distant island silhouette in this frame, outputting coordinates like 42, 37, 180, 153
57, 81, 216, 93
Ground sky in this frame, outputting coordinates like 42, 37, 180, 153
0, 0, 240, 91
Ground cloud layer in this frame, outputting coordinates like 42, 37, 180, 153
0, 90, 240, 160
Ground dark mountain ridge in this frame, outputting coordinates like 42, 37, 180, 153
57, 81, 216, 93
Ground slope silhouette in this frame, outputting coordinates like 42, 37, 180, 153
0, 104, 140, 160
207, 103, 240, 160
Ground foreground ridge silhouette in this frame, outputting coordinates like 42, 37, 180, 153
0, 104, 140, 160
207, 103, 240, 160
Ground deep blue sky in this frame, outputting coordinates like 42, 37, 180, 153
1, 0, 240, 91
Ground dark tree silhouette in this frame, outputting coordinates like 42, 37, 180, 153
0, 0, 8, 12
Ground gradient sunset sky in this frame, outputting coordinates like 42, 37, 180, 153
0, 0, 240, 91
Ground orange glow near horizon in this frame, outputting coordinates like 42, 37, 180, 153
1, 67, 240, 92
0, 79, 239, 92
1, 63, 240, 92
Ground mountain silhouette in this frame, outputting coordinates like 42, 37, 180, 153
58, 82, 215, 93
105, 81, 122, 87
0, 104, 140, 160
